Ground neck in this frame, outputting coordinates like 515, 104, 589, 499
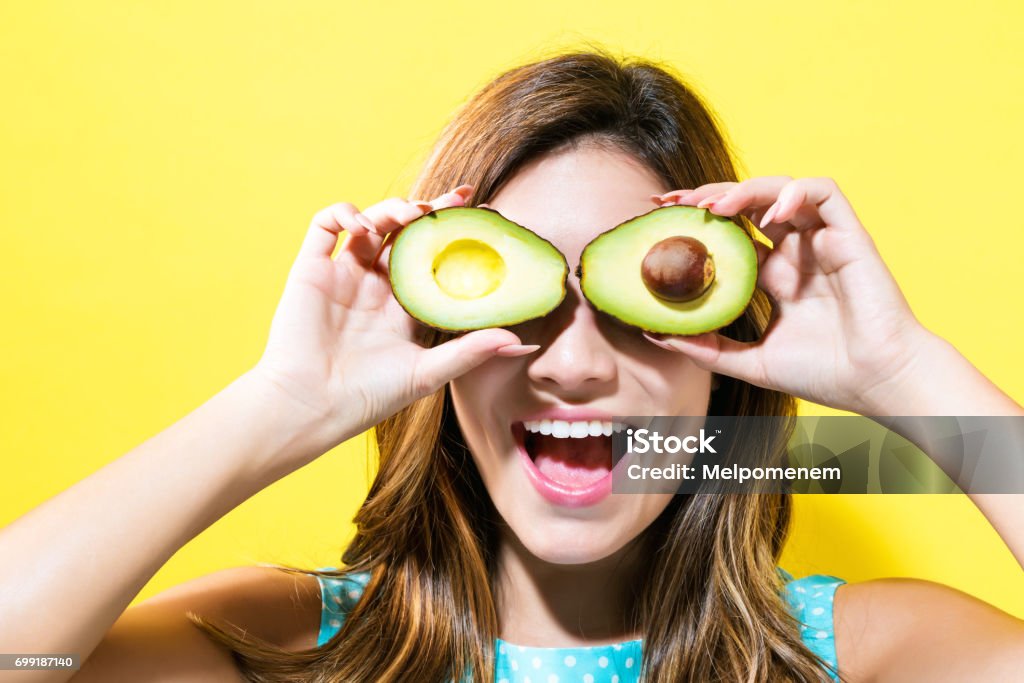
493, 524, 648, 647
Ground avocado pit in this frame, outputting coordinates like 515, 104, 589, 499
640, 236, 715, 302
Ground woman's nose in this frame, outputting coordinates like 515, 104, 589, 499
525, 294, 617, 396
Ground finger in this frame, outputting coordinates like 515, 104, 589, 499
364, 185, 473, 268
764, 177, 863, 233
361, 197, 432, 238
642, 332, 767, 387
365, 185, 472, 251
755, 241, 801, 302
412, 328, 538, 396
757, 221, 793, 246
427, 184, 474, 209
653, 189, 693, 204
299, 203, 370, 260
688, 176, 794, 222
363, 185, 474, 234
749, 238, 795, 301
662, 182, 738, 206
346, 189, 464, 267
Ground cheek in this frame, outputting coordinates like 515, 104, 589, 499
631, 348, 714, 413
450, 360, 511, 413
450, 360, 523, 479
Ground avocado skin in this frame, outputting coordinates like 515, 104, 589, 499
387, 206, 569, 332
577, 205, 758, 336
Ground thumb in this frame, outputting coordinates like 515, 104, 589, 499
643, 332, 766, 386
413, 328, 539, 395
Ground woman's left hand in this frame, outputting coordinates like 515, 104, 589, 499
644, 175, 932, 415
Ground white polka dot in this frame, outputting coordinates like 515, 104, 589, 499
626, 657, 634, 668
815, 630, 829, 639
813, 592, 823, 598
524, 677, 531, 683
795, 586, 806, 593
548, 675, 559, 683
532, 656, 542, 669
564, 655, 576, 667
612, 677, 620, 683
795, 602, 805, 611
811, 607, 825, 616
519, 645, 526, 652
498, 679, 508, 683
332, 595, 342, 605
499, 643, 507, 655
348, 590, 360, 599
583, 675, 594, 683
613, 644, 622, 651
598, 656, 609, 668
511, 659, 519, 671
328, 618, 341, 628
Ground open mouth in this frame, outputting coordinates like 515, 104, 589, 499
511, 419, 628, 506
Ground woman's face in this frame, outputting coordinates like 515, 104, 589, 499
449, 142, 713, 565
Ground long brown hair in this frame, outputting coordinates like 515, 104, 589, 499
193, 46, 839, 682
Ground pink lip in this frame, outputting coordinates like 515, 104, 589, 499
511, 422, 633, 508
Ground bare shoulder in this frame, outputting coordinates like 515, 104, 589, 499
833, 577, 1024, 682
74, 566, 323, 682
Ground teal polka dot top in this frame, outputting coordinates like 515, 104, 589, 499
315, 567, 844, 682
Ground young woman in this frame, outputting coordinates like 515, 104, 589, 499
2, 50, 1022, 683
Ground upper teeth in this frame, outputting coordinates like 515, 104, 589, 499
522, 420, 625, 438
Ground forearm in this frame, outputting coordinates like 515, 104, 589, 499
868, 330, 1024, 569
0, 370, 337, 669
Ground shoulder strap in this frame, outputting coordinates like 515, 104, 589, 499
781, 571, 846, 682
315, 567, 371, 647
316, 565, 844, 679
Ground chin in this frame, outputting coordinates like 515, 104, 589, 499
504, 511, 641, 565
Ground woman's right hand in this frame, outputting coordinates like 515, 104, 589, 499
251, 184, 537, 455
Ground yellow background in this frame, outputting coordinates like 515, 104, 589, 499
2, 1, 1021, 616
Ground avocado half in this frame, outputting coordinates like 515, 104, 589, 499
388, 207, 568, 331
578, 205, 758, 335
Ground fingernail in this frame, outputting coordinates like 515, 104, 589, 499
452, 184, 474, 198
697, 192, 727, 209
759, 203, 779, 229
649, 193, 665, 203
642, 333, 676, 350
434, 189, 467, 207
496, 344, 540, 357
657, 190, 692, 204
354, 213, 379, 234
413, 201, 434, 213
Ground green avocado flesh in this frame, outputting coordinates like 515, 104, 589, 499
388, 207, 568, 331
579, 205, 757, 335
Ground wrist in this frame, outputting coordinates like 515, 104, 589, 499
227, 369, 354, 481
861, 327, 1022, 417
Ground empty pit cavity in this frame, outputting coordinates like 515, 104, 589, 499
432, 239, 506, 299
